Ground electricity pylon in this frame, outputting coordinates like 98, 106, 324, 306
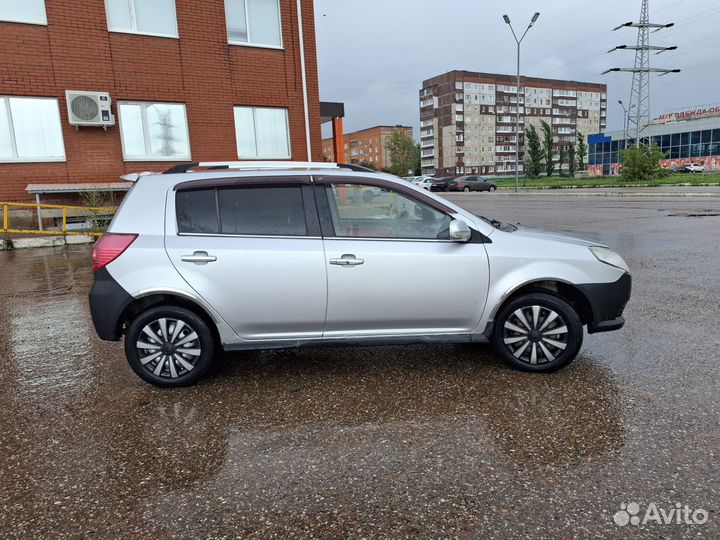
603, 0, 679, 144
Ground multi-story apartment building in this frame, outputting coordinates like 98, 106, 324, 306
420, 71, 606, 177
322, 125, 412, 170
0, 0, 321, 201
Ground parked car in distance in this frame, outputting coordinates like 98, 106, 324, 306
447, 176, 497, 192
430, 177, 455, 192
684, 163, 705, 173
90, 161, 631, 387
411, 176, 434, 190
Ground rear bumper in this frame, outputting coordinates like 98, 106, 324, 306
89, 268, 133, 341
578, 273, 632, 334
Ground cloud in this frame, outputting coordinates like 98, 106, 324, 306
315, 0, 720, 136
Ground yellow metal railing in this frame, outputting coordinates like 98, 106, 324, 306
1, 201, 117, 237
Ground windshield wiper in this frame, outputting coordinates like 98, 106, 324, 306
477, 215, 517, 232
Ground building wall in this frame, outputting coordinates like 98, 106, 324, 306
419, 71, 607, 177
322, 125, 412, 170
0, 0, 321, 201
588, 115, 720, 176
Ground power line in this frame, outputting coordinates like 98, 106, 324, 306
604, 0, 679, 141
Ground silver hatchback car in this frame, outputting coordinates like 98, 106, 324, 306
90, 162, 631, 387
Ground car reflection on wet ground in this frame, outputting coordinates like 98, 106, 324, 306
0, 192, 718, 539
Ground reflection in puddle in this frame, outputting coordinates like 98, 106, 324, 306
96, 352, 626, 532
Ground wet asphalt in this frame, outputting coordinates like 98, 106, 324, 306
0, 190, 718, 539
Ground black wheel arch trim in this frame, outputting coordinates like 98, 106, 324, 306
89, 268, 134, 341
89, 270, 221, 342
482, 274, 631, 336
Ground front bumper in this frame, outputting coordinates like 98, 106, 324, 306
577, 272, 632, 334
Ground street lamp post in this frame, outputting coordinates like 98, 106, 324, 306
503, 12, 540, 192
618, 99, 629, 148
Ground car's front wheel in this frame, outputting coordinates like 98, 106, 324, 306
463, 186, 470, 192
492, 292, 583, 372
125, 306, 216, 387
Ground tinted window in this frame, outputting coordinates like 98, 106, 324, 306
176, 189, 218, 233
218, 186, 306, 236
325, 183, 451, 240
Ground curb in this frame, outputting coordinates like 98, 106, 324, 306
1, 235, 94, 251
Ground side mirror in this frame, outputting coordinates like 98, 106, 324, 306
449, 219, 472, 242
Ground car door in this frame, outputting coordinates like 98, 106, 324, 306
164, 177, 327, 341
314, 176, 490, 337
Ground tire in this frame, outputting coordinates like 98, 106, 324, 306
463, 186, 470, 192
489, 185, 497, 191
125, 305, 216, 387
492, 292, 583, 373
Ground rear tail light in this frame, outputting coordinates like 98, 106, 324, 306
92, 233, 138, 272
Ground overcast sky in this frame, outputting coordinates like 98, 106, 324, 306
315, 0, 720, 138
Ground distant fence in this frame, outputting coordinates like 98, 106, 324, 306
1, 201, 117, 237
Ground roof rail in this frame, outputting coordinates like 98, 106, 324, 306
162, 161, 342, 174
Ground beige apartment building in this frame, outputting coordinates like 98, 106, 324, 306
420, 71, 607, 177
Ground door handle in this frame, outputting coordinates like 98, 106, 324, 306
329, 254, 365, 266
181, 251, 217, 264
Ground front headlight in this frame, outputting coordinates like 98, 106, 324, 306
589, 246, 629, 273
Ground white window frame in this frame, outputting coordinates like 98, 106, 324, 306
117, 101, 191, 162
104, 0, 179, 39
0, 0, 47, 25
225, 0, 283, 50
234, 106, 291, 160
0, 96, 65, 163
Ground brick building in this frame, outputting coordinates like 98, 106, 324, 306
322, 125, 412, 170
420, 71, 607, 177
0, 0, 322, 201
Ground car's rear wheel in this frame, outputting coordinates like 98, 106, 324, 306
489, 185, 497, 191
125, 306, 216, 387
492, 292, 583, 372
463, 186, 470, 192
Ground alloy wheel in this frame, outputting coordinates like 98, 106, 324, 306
136, 318, 201, 379
502, 305, 569, 365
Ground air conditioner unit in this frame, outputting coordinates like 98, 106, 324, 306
65, 90, 115, 128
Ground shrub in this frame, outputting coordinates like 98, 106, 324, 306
619, 144, 669, 181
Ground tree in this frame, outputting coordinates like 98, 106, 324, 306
357, 159, 377, 171
576, 131, 587, 171
568, 143, 576, 177
540, 120, 554, 177
558, 145, 567, 177
524, 124, 544, 179
385, 129, 419, 177
619, 143, 669, 181
413, 143, 422, 175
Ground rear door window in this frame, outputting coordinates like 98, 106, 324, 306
176, 189, 219, 234
176, 184, 308, 236
218, 186, 307, 236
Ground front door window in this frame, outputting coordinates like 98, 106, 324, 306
324, 183, 451, 240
